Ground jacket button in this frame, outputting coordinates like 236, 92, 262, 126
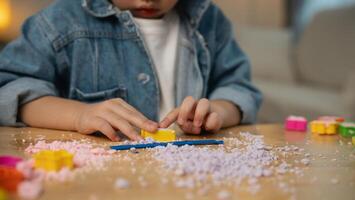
137, 73, 150, 84
121, 12, 131, 21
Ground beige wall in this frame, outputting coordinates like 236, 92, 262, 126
214, 0, 286, 28
0, 0, 52, 41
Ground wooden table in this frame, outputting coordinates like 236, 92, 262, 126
0, 124, 354, 200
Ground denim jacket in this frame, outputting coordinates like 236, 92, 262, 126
0, 0, 262, 126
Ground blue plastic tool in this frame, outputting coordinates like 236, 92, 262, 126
110, 139, 224, 150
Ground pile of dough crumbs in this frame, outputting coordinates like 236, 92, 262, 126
17, 132, 310, 199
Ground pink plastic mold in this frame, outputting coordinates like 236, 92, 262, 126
285, 116, 308, 132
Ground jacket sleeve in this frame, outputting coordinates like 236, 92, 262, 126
0, 14, 58, 126
207, 10, 262, 124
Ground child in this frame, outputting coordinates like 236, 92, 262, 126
0, 0, 262, 141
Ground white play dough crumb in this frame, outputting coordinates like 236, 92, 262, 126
114, 178, 130, 189
217, 190, 231, 200
331, 178, 339, 184
300, 158, 310, 166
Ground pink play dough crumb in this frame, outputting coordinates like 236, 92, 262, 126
17, 180, 43, 199
16, 159, 35, 179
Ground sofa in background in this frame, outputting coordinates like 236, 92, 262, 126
233, 5, 355, 123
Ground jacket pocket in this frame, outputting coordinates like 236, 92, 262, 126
73, 86, 127, 103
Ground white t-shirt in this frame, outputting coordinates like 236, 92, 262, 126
134, 11, 180, 121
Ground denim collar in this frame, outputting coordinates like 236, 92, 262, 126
81, 0, 211, 28
176, 0, 211, 29
81, 0, 116, 17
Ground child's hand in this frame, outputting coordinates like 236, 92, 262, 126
74, 98, 158, 141
159, 96, 223, 134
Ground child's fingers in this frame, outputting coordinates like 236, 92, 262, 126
159, 108, 179, 128
193, 98, 210, 127
203, 112, 222, 133
115, 119, 142, 141
91, 117, 120, 141
180, 120, 201, 134
119, 109, 158, 132
113, 98, 138, 113
178, 96, 197, 125
104, 111, 142, 141
115, 98, 155, 123
108, 100, 158, 132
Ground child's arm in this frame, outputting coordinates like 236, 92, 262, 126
0, 14, 158, 140
20, 96, 158, 141
0, 15, 59, 126
205, 9, 262, 125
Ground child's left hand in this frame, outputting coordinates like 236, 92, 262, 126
159, 96, 223, 134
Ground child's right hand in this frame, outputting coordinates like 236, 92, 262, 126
74, 98, 158, 141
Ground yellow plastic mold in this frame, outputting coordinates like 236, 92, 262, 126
310, 120, 338, 135
141, 128, 176, 142
33, 150, 74, 171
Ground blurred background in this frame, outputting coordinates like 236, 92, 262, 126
0, 0, 354, 123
